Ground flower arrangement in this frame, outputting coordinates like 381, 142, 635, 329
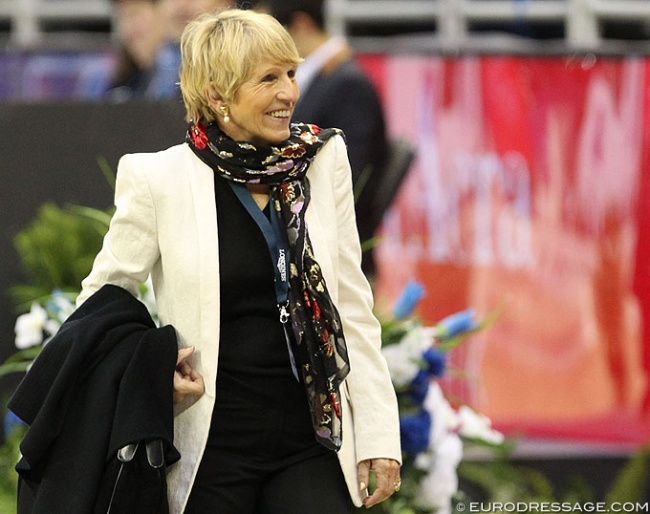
0, 282, 156, 381
0, 290, 76, 379
364, 280, 504, 514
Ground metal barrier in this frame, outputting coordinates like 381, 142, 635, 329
0, 0, 111, 47
0, 0, 649, 51
326, 0, 650, 52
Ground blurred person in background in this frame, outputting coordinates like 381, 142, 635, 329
146, 0, 236, 99
107, 0, 165, 99
255, 0, 389, 276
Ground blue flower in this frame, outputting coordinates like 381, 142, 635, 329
400, 409, 432, 456
423, 347, 447, 377
45, 289, 64, 313
393, 280, 426, 320
4, 410, 26, 438
436, 308, 478, 340
409, 369, 431, 405
45, 289, 75, 323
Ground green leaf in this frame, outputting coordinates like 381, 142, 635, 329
67, 204, 114, 233
96, 155, 116, 191
0, 346, 43, 378
10, 202, 112, 308
458, 459, 557, 502
0, 422, 25, 512
354, 163, 374, 202
604, 448, 650, 504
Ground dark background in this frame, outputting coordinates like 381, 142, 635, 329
0, 100, 186, 394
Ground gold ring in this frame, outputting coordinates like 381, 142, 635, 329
394, 478, 401, 492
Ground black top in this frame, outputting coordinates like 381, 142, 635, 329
211, 174, 315, 453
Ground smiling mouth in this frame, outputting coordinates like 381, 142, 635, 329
268, 110, 291, 119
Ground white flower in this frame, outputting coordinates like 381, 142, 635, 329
382, 324, 436, 387
14, 302, 48, 349
414, 382, 461, 473
457, 405, 504, 445
417, 433, 463, 514
400, 324, 437, 356
381, 344, 421, 386
424, 382, 460, 445
43, 319, 62, 343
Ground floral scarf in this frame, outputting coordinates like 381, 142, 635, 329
186, 120, 350, 451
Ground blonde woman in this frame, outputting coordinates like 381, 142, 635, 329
78, 9, 401, 513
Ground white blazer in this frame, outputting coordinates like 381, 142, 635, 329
77, 135, 401, 512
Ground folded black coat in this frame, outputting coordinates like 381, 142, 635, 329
8, 284, 180, 514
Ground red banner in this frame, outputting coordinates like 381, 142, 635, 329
360, 54, 650, 444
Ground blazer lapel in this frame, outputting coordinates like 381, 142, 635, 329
186, 151, 220, 398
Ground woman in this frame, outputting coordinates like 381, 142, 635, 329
77, 8, 401, 513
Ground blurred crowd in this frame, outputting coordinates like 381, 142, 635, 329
0, 0, 390, 274
0, 0, 240, 100
108, 0, 235, 100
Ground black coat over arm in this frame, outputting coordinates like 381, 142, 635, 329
8, 284, 179, 514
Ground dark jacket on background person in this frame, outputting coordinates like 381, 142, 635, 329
8, 284, 180, 514
293, 57, 388, 274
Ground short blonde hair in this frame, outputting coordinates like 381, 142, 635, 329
180, 8, 302, 123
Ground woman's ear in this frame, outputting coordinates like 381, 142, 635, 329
205, 85, 224, 111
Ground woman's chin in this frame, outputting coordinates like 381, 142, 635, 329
263, 127, 291, 145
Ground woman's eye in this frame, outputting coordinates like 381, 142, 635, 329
261, 74, 275, 83
288, 69, 296, 79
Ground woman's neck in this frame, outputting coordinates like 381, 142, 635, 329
247, 183, 270, 210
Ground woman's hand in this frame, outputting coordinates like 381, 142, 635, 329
173, 346, 205, 403
357, 458, 401, 509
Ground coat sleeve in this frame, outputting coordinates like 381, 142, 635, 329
328, 136, 402, 464
77, 154, 160, 307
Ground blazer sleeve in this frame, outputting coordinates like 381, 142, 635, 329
77, 154, 160, 306
328, 136, 402, 464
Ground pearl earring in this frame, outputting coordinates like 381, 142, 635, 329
220, 105, 230, 123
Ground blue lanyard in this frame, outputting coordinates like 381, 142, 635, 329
228, 182, 298, 379
229, 182, 289, 306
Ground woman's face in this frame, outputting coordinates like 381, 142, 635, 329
219, 59, 300, 146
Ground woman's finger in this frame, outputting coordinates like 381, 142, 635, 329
176, 346, 195, 365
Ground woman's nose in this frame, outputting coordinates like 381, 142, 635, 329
277, 78, 299, 103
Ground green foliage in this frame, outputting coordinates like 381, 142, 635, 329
455, 448, 649, 513
0, 425, 24, 514
9, 202, 113, 312
380, 319, 413, 348
0, 346, 43, 379
604, 447, 650, 504
458, 459, 558, 504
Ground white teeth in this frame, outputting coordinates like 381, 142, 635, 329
269, 110, 290, 118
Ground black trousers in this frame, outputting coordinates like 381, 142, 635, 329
184, 374, 353, 514
183, 443, 353, 514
